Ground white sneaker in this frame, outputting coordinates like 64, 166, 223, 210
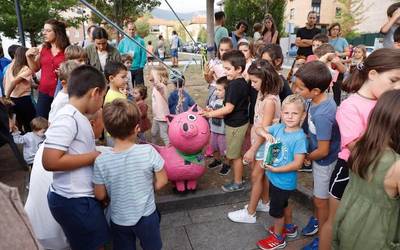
244, 200, 270, 213
227, 208, 256, 224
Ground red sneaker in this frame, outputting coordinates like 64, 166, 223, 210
257, 233, 287, 250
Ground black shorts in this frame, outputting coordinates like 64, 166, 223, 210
269, 181, 292, 218
328, 158, 349, 200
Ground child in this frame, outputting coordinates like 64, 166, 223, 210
168, 75, 196, 114
256, 94, 308, 250
54, 45, 88, 96
287, 56, 306, 87
104, 61, 129, 146
11, 117, 48, 166
345, 45, 367, 74
293, 61, 341, 250
150, 65, 170, 145
307, 34, 329, 62
332, 90, 400, 250
238, 41, 254, 81
207, 76, 231, 175
94, 99, 168, 249
260, 44, 293, 102
228, 59, 282, 224
24, 109, 103, 250
394, 26, 400, 48
253, 23, 263, 41
43, 65, 109, 250
319, 48, 400, 250
133, 85, 151, 142
4, 46, 36, 132
121, 54, 133, 94
203, 50, 249, 192
380, 2, 400, 48
48, 60, 79, 123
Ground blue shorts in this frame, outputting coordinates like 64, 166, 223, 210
171, 48, 178, 58
111, 210, 162, 250
47, 191, 110, 250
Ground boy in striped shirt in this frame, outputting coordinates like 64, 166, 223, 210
93, 99, 168, 249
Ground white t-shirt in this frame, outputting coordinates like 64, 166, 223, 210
24, 144, 69, 249
171, 34, 179, 49
44, 104, 96, 198
98, 51, 108, 71
48, 91, 68, 123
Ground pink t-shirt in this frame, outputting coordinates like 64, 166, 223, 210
208, 59, 226, 87
336, 93, 377, 160
251, 93, 281, 144
151, 83, 170, 121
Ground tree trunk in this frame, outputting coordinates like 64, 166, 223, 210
206, 0, 215, 59
29, 31, 37, 47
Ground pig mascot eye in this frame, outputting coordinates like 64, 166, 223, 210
187, 114, 197, 121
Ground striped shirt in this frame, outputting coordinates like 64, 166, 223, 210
93, 144, 164, 226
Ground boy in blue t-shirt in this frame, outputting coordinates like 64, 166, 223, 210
293, 61, 341, 249
168, 75, 196, 114
93, 99, 168, 249
255, 94, 308, 250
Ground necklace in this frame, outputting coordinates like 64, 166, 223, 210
356, 91, 375, 100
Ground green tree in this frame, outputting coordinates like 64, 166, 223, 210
0, 0, 81, 46
224, 0, 286, 37
335, 0, 370, 36
197, 26, 207, 43
88, 0, 160, 28
135, 14, 151, 38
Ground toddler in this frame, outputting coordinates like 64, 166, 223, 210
133, 85, 151, 142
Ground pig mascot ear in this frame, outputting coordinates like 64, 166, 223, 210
190, 104, 199, 113
166, 114, 175, 124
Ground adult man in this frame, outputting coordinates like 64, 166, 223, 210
170, 31, 179, 67
295, 11, 321, 57
214, 11, 229, 48
118, 21, 147, 85
80, 25, 97, 48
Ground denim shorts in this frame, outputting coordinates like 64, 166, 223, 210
47, 191, 110, 250
171, 48, 178, 58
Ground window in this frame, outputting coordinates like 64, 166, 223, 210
290, 8, 295, 20
335, 7, 342, 17
311, 0, 321, 23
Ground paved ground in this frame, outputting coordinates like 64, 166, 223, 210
159, 199, 314, 250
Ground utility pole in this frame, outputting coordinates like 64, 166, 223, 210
206, 0, 215, 59
14, 0, 26, 47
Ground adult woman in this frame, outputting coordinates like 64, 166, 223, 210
4, 47, 36, 132
85, 27, 121, 72
26, 19, 69, 119
328, 23, 350, 58
262, 14, 279, 45
230, 20, 248, 49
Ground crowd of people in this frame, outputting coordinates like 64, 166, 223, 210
0, 2, 400, 250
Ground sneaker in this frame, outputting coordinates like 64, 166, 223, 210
219, 164, 231, 176
208, 159, 222, 169
267, 224, 298, 238
302, 237, 319, 250
245, 200, 270, 213
227, 207, 256, 223
221, 182, 244, 192
298, 164, 312, 172
301, 216, 319, 236
257, 233, 287, 250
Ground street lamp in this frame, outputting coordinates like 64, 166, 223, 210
77, 8, 86, 41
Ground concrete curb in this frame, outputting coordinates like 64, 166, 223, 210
156, 182, 313, 213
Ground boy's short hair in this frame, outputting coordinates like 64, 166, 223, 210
394, 26, 400, 43
253, 23, 263, 33
282, 94, 306, 112
148, 40, 152, 45
103, 99, 140, 140
216, 76, 229, 89
387, 2, 400, 17
295, 61, 332, 92
104, 61, 127, 82
172, 75, 185, 88
58, 60, 80, 82
221, 50, 246, 73
30, 117, 49, 131
68, 65, 106, 97
65, 45, 87, 60
214, 11, 225, 21
121, 54, 133, 63
314, 43, 335, 58
312, 34, 329, 44
134, 85, 148, 100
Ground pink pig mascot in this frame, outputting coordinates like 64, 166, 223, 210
153, 105, 210, 192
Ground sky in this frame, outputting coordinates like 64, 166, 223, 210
158, 0, 219, 13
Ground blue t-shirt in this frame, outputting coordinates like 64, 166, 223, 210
118, 35, 147, 70
168, 89, 196, 114
93, 144, 164, 226
266, 123, 308, 191
329, 37, 349, 53
307, 97, 340, 166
